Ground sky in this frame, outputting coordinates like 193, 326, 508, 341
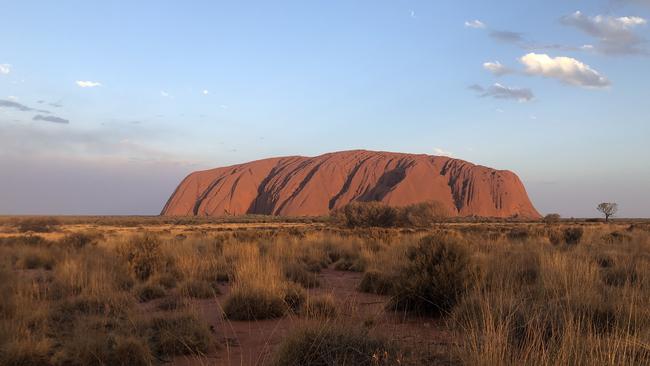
1, 0, 649, 217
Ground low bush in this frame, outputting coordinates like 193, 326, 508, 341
543, 213, 561, 224
271, 324, 401, 366
148, 313, 212, 356
303, 295, 338, 319
564, 227, 583, 245
357, 270, 395, 295
389, 234, 471, 316
58, 232, 99, 250
336, 201, 400, 228
399, 201, 450, 226
118, 234, 162, 281
223, 288, 287, 320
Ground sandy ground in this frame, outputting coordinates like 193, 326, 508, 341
162, 269, 452, 366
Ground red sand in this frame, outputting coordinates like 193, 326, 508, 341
162, 150, 540, 219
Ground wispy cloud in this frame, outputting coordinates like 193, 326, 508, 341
464, 20, 486, 29
202, 89, 209, 95
434, 147, 453, 157
490, 30, 525, 43
76, 80, 102, 88
160, 90, 172, 98
0, 64, 10, 75
470, 83, 534, 102
0, 99, 50, 113
520, 53, 610, 88
483, 61, 514, 76
410, 10, 416, 19
33, 115, 69, 124
561, 11, 648, 55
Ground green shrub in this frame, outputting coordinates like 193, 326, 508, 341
118, 234, 162, 281
357, 270, 395, 295
336, 202, 399, 228
543, 213, 561, 224
399, 201, 450, 226
563, 227, 583, 245
271, 324, 401, 366
59, 232, 98, 250
223, 289, 287, 320
389, 234, 471, 316
148, 313, 212, 356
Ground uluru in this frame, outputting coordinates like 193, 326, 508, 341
162, 150, 540, 219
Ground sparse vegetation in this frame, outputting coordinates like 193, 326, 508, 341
389, 234, 471, 316
0, 217, 648, 365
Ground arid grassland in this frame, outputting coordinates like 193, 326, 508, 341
0, 216, 649, 365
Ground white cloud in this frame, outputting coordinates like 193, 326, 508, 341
561, 11, 647, 54
434, 147, 453, 157
520, 53, 610, 88
483, 61, 513, 76
202, 89, 209, 95
464, 20, 486, 29
7, 96, 18, 101
76, 80, 102, 88
410, 10, 416, 18
160, 90, 171, 98
0, 64, 11, 75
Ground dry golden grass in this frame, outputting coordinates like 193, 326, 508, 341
0, 217, 648, 365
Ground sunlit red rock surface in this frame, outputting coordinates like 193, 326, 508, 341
162, 150, 540, 219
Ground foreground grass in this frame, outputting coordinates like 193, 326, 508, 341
0, 218, 648, 365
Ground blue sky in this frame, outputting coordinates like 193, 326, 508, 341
1, 0, 649, 217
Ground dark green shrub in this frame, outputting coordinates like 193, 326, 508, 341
357, 270, 395, 295
119, 234, 162, 281
59, 232, 98, 250
389, 234, 471, 316
399, 201, 450, 226
543, 213, 561, 224
223, 290, 287, 320
148, 313, 212, 356
563, 227, 583, 245
271, 324, 400, 366
336, 202, 399, 228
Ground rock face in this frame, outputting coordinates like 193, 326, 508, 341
161, 150, 540, 218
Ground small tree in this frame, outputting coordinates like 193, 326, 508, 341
597, 202, 618, 222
